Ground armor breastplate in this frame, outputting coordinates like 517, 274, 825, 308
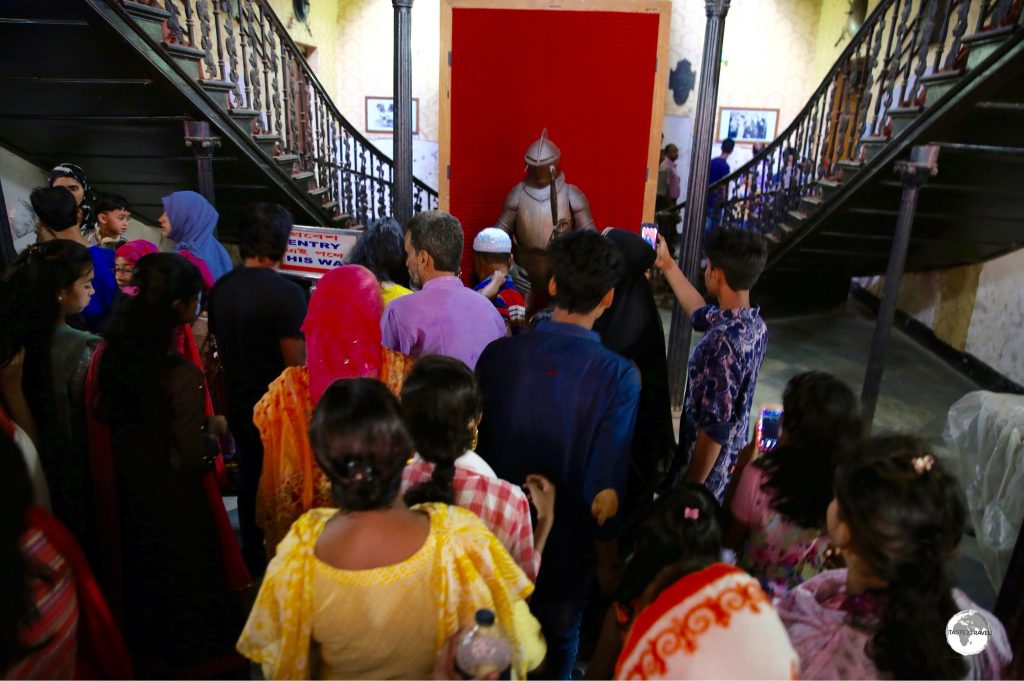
515, 175, 572, 253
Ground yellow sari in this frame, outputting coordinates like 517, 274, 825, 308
237, 504, 545, 679
253, 347, 413, 555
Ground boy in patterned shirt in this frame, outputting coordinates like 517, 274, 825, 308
655, 227, 768, 501
471, 228, 527, 335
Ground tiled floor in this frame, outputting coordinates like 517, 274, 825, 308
661, 305, 1000, 609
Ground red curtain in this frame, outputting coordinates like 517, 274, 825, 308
449, 8, 660, 277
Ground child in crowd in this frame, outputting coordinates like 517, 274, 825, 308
654, 228, 768, 501
777, 436, 1012, 679
471, 227, 527, 334
726, 371, 863, 596
89, 193, 131, 248
400, 355, 554, 581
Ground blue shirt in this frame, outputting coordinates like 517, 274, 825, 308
81, 246, 119, 333
676, 305, 767, 501
708, 156, 731, 208
476, 320, 640, 602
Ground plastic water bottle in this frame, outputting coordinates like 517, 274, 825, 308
454, 609, 513, 679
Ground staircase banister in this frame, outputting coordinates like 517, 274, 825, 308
707, 0, 898, 195
255, 0, 436, 199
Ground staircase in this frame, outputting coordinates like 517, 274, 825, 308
0, 0, 437, 235
710, 0, 1024, 311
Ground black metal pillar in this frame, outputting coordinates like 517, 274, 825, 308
666, 0, 732, 408
0, 177, 16, 268
184, 120, 220, 204
392, 0, 414, 225
861, 145, 939, 428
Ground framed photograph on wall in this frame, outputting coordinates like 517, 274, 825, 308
365, 96, 419, 134
716, 107, 779, 145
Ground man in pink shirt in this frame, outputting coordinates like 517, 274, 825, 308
381, 211, 506, 369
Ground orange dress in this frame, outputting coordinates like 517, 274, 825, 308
253, 347, 413, 555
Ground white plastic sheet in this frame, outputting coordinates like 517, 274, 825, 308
943, 391, 1024, 589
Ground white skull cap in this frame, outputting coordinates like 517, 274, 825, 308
473, 227, 512, 254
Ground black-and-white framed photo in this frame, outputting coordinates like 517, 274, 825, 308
716, 107, 779, 145
365, 96, 419, 134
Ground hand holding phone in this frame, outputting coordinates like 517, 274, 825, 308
640, 223, 659, 249
755, 404, 783, 453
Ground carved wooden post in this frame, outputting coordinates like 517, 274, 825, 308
861, 145, 939, 428
392, 0, 414, 225
666, 0, 731, 408
184, 120, 221, 204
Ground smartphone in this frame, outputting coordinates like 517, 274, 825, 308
755, 405, 783, 453
640, 223, 658, 249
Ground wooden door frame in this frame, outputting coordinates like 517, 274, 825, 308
438, 0, 672, 222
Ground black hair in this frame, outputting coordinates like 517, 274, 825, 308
0, 280, 20, 368
721, 138, 736, 154
834, 436, 967, 679
347, 216, 411, 287
704, 227, 767, 291
309, 378, 415, 511
617, 483, 722, 605
549, 230, 624, 314
757, 371, 863, 529
0, 432, 52, 670
401, 356, 480, 507
93, 192, 131, 215
99, 253, 203, 422
406, 210, 463, 274
5, 242, 94, 462
29, 187, 78, 232
238, 202, 293, 262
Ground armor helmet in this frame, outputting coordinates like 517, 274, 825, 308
524, 129, 561, 167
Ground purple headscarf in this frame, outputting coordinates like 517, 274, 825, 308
161, 191, 233, 281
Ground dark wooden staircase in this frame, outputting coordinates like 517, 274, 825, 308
708, 0, 1024, 313
0, 0, 437, 237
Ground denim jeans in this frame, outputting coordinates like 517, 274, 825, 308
529, 597, 586, 680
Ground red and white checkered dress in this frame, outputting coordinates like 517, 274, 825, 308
402, 455, 540, 582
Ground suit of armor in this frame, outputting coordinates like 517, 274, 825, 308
495, 130, 595, 305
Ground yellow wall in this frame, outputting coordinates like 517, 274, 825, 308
268, 0, 342, 103
667, 0, 823, 137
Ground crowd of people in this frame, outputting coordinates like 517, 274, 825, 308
0, 160, 1015, 680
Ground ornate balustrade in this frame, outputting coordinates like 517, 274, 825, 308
152, 0, 437, 223
709, 0, 1018, 238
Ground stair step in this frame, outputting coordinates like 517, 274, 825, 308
888, 106, 922, 136
800, 196, 824, 213
162, 42, 205, 79
254, 133, 282, 155
308, 186, 328, 198
332, 214, 353, 225
291, 171, 315, 185
778, 222, 796, 235
321, 200, 338, 213
837, 160, 863, 178
919, 70, 963, 106
861, 135, 888, 161
817, 178, 841, 196
200, 79, 237, 108
275, 153, 300, 167
766, 232, 780, 245
787, 209, 809, 223
962, 26, 1015, 70
122, 1, 170, 42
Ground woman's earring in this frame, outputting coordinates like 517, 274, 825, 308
57, 295, 63, 303
470, 423, 479, 452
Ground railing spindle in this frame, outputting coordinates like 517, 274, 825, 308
195, 0, 217, 80
211, 0, 227, 82
163, 0, 184, 43
223, 1, 241, 105
181, 0, 195, 46
945, 0, 973, 70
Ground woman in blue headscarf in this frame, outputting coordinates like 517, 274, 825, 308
159, 191, 234, 281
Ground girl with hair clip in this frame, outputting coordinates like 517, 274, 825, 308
400, 355, 554, 582
585, 484, 797, 680
5, 240, 98, 557
238, 378, 546, 680
726, 370, 864, 596
777, 436, 1012, 679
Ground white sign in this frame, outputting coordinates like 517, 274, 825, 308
281, 225, 361, 279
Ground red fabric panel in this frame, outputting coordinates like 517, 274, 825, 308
450, 8, 660, 277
